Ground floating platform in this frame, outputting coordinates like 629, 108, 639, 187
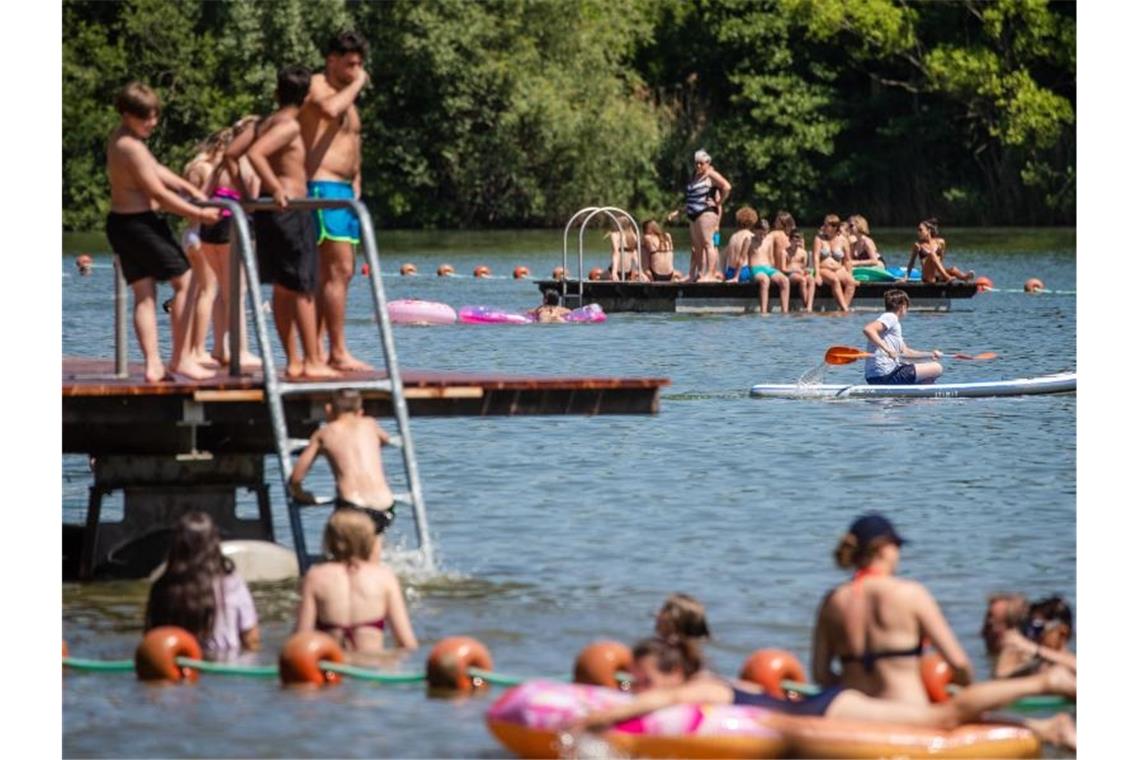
537, 279, 977, 313
749, 372, 1076, 400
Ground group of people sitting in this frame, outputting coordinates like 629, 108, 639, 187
601, 149, 976, 314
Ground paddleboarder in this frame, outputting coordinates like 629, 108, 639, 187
862, 289, 942, 384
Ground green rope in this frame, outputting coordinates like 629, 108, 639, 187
783, 679, 821, 696
174, 658, 279, 677
63, 657, 134, 672
318, 660, 427, 684
467, 667, 528, 687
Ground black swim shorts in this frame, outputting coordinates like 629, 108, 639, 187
199, 217, 231, 245
105, 211, 190, 285
866, 363, 918, 385
253, 209, 318, 293
334, 500, 397, 535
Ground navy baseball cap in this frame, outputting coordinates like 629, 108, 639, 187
849, 513, 906, 547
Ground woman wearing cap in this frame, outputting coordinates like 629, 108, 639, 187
666, 149, 731, 282
811, 513, 974, 705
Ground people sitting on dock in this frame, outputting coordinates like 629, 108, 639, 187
290, 389, 396, 552
903, 218, 974, 284
641, 219, 679, 281
606, 217, 643, 281
295, 507, 418, 657
811, 214, 858, 312
246, 65, 338, 379
104, 81, 224, 383
777, 229, 816, 311
991, 596, 1076, 678
722, 206, 759, 283
666, 149, 731, 282
981, 592, 1029, 657
145, 511, 261, 657
575, 631, 1074, 748
847, 215, 884, 269
743, 211, 793, 313
861, 289, 943, 384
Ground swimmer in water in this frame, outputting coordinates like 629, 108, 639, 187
75, 255, 93, 276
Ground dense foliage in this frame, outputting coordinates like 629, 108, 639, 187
63, 0, 1075, 230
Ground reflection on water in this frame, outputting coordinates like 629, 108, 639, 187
63, 229, 1074, 757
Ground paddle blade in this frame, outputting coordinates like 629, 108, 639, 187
825, 346, 871, 365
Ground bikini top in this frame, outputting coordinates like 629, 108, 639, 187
837, 567, 924, 673
819, 242, 844, 261
315, 616, 385, 648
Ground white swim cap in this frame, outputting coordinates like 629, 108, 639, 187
694, 149, 711, 164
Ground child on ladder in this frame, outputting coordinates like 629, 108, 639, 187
290, 389, 396, 560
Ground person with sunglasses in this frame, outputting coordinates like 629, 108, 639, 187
993, 596, 1076, 678
666, 149, 731, 282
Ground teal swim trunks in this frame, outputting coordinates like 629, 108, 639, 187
739, 264, 778, 280
308, 180, 360, 245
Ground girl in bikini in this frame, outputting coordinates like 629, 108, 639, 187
904, 218, 974, 283
641, 219, 679, 282
848, 214, 885, 269
295, 507, 418, 658
666, 149, 731, 282
812, 214, 858, 311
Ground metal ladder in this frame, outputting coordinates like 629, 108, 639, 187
558, 206, 641, 306
212, 197, 435, 574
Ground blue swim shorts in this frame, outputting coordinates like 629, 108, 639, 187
866, 363, 918, 385
307, 180, 360, 245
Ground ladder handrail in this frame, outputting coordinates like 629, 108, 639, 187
560, 206, 641, 303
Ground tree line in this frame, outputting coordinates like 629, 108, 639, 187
63, 0, 1075, 231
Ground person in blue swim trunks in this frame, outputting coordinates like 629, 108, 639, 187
723, 206, 762, 283
743, 211, 794, 313
862, 289, 942, 384
572, 635, 1076, 749
300, 30, 372, 371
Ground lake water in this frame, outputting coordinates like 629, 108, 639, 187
62, 227, 1075, 757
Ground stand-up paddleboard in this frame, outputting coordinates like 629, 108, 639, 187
750, 372, 1075, 399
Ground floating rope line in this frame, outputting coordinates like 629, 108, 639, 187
320, 661, 427, 684
175, 658, 279, 677
63, 657, 134, 672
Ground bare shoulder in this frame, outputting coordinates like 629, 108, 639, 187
892, 577, 933, 603
308, 73, 334, 98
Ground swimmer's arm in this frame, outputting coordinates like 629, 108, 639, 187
576, 682, 707, 730
295, 570, 318, 632
288, 433, 322, 504
915, 585, 973, 685
385, 576, 419, 650
246, 120, 301, 206
121, 143, 215, 223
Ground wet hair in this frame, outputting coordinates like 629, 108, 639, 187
323, 507, 375, 562
1028, 596, 1073, 631
656, 593, 711, 640
633, 636, 704, 680
115, 81, 160, 118
849, 215, 869, 236
325, 29, 369, 58
735, 206, 759, 229
773, 211, 796, 234
883, 288, 910, 313
919, 218, 940, 236
277, 65, 312, 107
145, 512, 234, 642
331, 388, 363, 415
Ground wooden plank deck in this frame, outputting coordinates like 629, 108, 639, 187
63, 357, 668, 455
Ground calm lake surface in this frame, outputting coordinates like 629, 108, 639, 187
62, 227, 1075, 758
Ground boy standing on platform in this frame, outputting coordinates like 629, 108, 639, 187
300, 30, 371, 372
105, 82, 224, 383
246, 66, 337, 379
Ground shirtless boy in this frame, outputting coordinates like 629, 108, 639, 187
105, 82, 223, 382
290, 389, 396, 556
745, 211, 794, 313
246, 67, 337, 380
776, 229, 816, 312
300, 30, 371, 371
722, 206, 759, 282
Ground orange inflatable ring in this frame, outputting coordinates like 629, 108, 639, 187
437, 263, 455, 277
552, 266, 567, 281
738, 648, 807, 700
135, 626, 202, 683
920, 652, 954, 703
426, 636, 493, 692
513, 266, 530, 279
278, 631, 345, 686
473, 265, 492, 278
588, 267, 604, 281
975, 275, 994, 293
778, 715, 1038, 759
1024, 277, 1045, 293
400, 262, 418, 276
572, 640, 632, 690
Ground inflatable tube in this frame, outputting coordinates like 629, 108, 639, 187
426, 636, 493, 692
885, 266, 912, 280
387, 299, 457, 325
564, 303, 606, 323
573, 640, 631, 689
852, 267, 898, 283
486, 680, 787, 759
458, 306, 532, 325
485, 680, 1039, 759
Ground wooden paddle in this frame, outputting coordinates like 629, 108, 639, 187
825, 345, 998, 366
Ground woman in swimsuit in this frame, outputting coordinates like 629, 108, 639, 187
574, 633, 1074, 748
811, 513, 972, 705
607, 218, 643, 281
847, 214, 885, 269
904, 218, 974, 284
295, 507, 418, 657
811, 214, 857, 311
666, 149, 731, 282
641, 219, 678, 282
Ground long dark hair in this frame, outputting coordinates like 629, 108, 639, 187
144, 512, 234, 641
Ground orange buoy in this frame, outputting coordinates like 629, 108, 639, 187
400, 262, 418, 276
921, 653, 953, 703
1024, 277, 1045, 293
135, 626, 202, 683
361, 263, 371, 277
474, 265, 492, 278
739, 649, 806, 700
588, 267, 604, 281
975, 275, 994, 293
426, 636, 493, 692
279, 631, 345, 686
437, 263, 455, 277
513, 265, 530, 279
552, 266, 567, 281
573, 640, 633, 690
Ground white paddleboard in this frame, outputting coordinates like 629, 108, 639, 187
749, 372, 1076, 399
